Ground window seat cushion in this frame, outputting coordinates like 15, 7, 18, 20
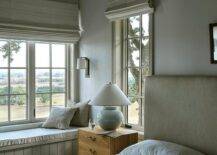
0, 127, 79, 151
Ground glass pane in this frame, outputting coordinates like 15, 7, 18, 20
0, 96, 8, 122
128, 68, 140, 96
10, 69, 26, 94
52, 69, 65, 93
142, 38, 150, 69
0, 69, 8, 95
36, 69, 50, 93
0, 41, 8, 67
36, 94, 50, 118
52, 44, 65, 67
128, 98, 140, 125
142, 14, 149, 36
52, 93, 65, 107
10, 95, 26, 121
128, 15, 140, 37
10, 41, 26, 67
128, 38, 140, 67
35, 43, 50, 67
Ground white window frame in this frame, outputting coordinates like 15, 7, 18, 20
112, 13, 153, 131
0, 40, 72, 126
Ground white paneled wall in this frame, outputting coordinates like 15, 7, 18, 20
1, 140, 77, 155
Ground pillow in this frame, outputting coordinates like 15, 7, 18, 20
69, 100, 90, 127
119, 140, 204, 155
42, 107, 77, 130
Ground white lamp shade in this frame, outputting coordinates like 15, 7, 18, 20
77, 57, 88, 69
89, 83, 131, 106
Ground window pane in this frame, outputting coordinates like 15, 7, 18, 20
36, 69, 50, 93
10, 69, 26, 94
128, 38, 140, 67
36, 43, 50, 67
142, 14, 149, 36
0, 41, 8, 67
10, 95, 26, 121
36, 94, 50, 118
52, 69, 65, 93
0, 96, 8, 122
52, 93, 65, 107
142, 38, 150, 69
0, 69, 8, 95
128, 68, 140, 96
10, 42, 26, 67
52, 44, 65, 67
128, 15, 140, 37
128, 98, 140, 125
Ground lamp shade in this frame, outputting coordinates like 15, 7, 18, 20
89, 83, 131, 106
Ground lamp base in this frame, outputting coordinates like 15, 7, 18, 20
98, 106, 124, 131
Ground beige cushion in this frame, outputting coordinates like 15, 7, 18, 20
42, 107, 77, 129
69, 101, 90, 127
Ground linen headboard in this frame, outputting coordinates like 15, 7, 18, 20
144, 76, 217, 155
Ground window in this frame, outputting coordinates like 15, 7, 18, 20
0, 40, 27, 123
35, 43, 66, 118
123, 14, 152, 129
0, 40, 70, 125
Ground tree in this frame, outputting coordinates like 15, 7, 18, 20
0, 40, 22, 63
128, 16, 150, 103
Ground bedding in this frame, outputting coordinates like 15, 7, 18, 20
119, 140, 204, 155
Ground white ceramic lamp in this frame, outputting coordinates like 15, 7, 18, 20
89, 83, 131, 131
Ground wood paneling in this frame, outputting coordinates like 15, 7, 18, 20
0, 140, 77, 155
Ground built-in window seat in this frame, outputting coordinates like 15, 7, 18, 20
0, 127, 79, 155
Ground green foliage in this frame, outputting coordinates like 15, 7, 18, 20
0, 40, 22, 63
39, 94, 50, 104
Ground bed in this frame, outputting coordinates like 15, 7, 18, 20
120, 76, 217, 155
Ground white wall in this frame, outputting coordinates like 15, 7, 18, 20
154, 0, 217, 75
79, 0, 217, 102
79, 0, 112, 118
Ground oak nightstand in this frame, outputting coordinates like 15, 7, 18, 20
78, 127, 138, 155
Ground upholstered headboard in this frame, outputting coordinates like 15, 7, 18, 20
144, 76, 217, 155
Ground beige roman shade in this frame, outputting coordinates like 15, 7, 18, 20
105, 0, 154, 21
0, 0, 80, 43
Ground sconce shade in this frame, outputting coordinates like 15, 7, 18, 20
90, 83, 131, 106
77, 57, 88, 69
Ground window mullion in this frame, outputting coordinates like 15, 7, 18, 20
49, 44, 52, 110
28, 42, 35, 121
8, 41, 11, 122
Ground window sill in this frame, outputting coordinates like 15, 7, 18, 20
0, 122, 43, 133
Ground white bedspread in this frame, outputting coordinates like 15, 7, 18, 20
119, 140, 204, 155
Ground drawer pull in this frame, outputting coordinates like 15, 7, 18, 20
89, 148, 96, 155
87, 136, 96, 141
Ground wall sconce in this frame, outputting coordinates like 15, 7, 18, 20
77, 57, 90, 78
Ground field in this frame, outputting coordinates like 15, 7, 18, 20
0, 94, 64, 122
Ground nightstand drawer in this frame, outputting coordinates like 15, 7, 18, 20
79, 141, 110, 155
79, 130, 110, 148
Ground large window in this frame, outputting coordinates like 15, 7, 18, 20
0, 41, 27, 123
124, 14, 152, 129
0, 40, 70, 125
35, 43, 66, 118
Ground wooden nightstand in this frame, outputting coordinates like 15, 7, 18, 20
78, 127, 138, 155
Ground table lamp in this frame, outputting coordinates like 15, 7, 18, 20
89, 83, 131, 131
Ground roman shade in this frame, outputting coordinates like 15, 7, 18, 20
105, 0, 154, 21
0, 0, 80, 43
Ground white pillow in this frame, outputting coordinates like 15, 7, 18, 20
42, 107, 77, 129
119, 140, 204, 155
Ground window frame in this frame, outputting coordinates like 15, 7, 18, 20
122, 13, 153, 131
0, 40, 72, 126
